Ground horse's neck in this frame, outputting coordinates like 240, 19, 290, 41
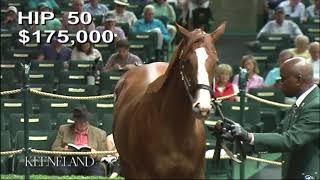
156, 69, 195, 130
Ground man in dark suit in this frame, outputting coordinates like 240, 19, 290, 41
224, 57, 320, 179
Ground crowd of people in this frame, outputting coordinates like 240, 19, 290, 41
1, 0, 212, 64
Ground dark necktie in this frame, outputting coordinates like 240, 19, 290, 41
288, 104, 299, 127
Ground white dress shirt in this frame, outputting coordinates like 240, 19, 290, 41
278, 0, 306, 21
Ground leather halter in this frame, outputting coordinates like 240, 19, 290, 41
179, 49, 213, 104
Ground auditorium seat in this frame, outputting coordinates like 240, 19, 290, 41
221, 101, 264, 133
13, 130, 57, 175
30, 60, 63, 77
1, 98, 32, 119
0, 131, 11, 174
86, 98, 114, 120
55, 112, 99, 128
56, 84, 99, 97
100, 113, 113, 134
9, 113, 52, 141
99, 71, 124, 94
39, 98, 81, 119
69, 60, 95, 72
248, 88, 286, 132
58, 71, 88, 85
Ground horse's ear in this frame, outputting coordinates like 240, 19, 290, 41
210, 21, 226, 41
174, 22, 190, 38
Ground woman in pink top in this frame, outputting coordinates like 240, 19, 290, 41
232, 55, 264, 92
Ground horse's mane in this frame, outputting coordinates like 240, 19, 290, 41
146, 38, 186, 94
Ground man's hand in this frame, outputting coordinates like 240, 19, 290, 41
223, 118, 252, 143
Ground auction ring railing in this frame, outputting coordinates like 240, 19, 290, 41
1, 89, 289, 168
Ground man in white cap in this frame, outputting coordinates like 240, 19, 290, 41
1, 6, 23, 32
96, 13, 126, 40
109, 0, 137, 27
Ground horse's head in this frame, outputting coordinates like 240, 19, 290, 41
175, 22, 226, 119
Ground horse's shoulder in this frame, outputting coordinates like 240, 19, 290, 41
114, 62, 168, 103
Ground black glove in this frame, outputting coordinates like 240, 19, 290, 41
223, 118, 252, 143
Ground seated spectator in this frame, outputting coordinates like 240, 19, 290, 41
61, 0, 95, 33
132, 5, 171, 51
264, 49, 294, 88
104, 39, 142, 72
266, 0, 287, 10
287, 34, 311, 59
83, 0, 109, 16
278, 0, 306, 22
31, 2, 61, 32
96, 13, 126, 40
306, 0, 320, 19
257, 7, 303, 39
1, 6, 24, 32
109, 0, 137, 27
51, 106, 108, 176
71, 41, 103, 61
179, 0, 210, 29
37, 35, 72, 61
308, 42, 320, 83
214, 64, 239, 101
151, 0, 177, 42
27, 0, 60, 12
232, 55, 264, 92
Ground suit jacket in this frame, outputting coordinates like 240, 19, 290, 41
51, 124, 108, 161
253, 86, 320, 179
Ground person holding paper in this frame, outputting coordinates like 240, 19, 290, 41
51, 106, 109, 176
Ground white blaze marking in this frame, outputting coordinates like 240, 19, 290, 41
194, 47, 211, 111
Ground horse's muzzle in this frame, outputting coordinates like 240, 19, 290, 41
192, 103, 215, 119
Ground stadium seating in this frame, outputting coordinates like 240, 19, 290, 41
94, 42, 116, 63
0, 131, 11, 174
221, 101, 264, 133
99, 71, 124, 94
13, 130, 57, 175
69, 60, 95, 72
0, 69, 18, 91
39, 98, 81, 119
0, 32, 15, 59
56, 84, 99, 96
100, 113, 113, 134
248, 88, 286, 132
55, 112, 99, 128
58, 71, 88, 85
117, 22, 130, 36
1, 98, 32, 119
30, 60, 63, 77
86, 98, 115, 120
128, 31, 158, 62
9, 113, 52, 140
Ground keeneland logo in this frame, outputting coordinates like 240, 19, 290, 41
25, 156, 95, 167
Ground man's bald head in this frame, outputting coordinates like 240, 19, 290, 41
280, 57, 314, 97
278, 49, 294, 65
309, 42, 320, 61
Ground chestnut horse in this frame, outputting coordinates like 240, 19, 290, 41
112, 22, 226, 179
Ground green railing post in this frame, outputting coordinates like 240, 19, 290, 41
22, 62, 31, 180
238, 67, 248, 179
